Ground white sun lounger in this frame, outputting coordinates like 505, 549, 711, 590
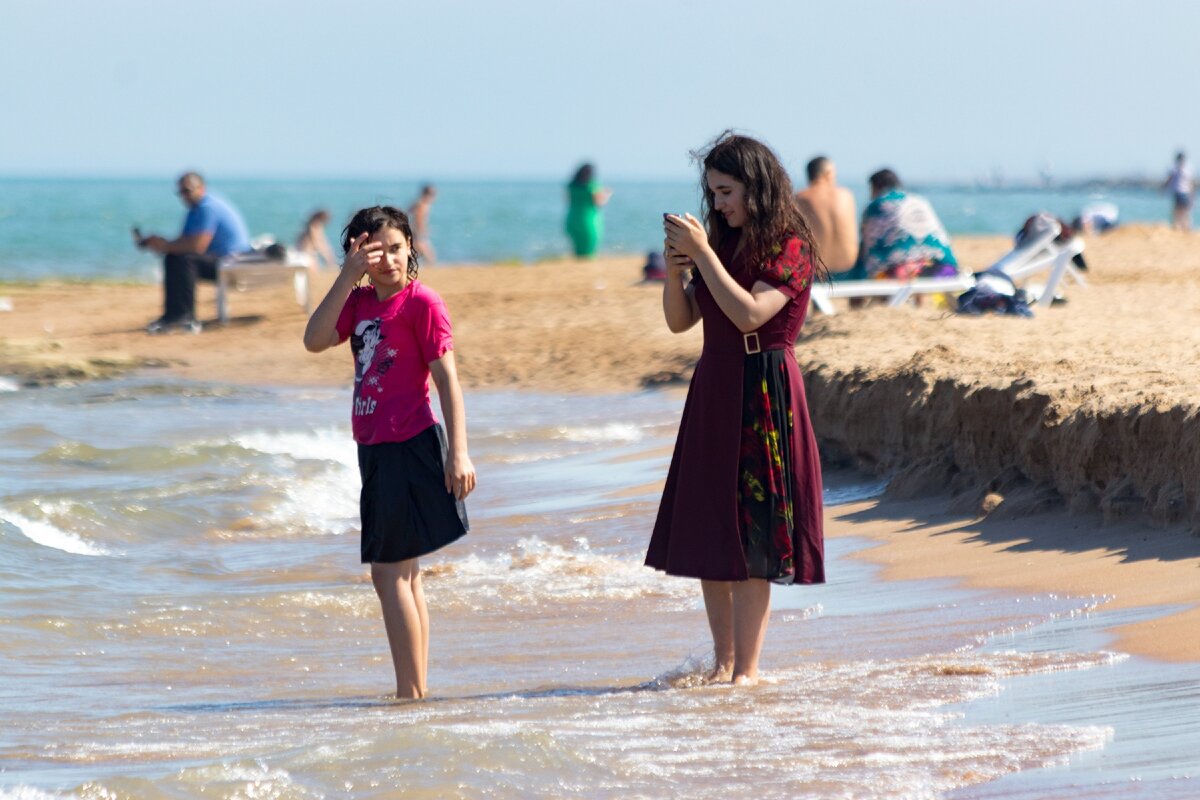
809, 271, 975, 315
1013, 236, 1087, 308
215, 250, 315, 324
989, 219, 1088, 307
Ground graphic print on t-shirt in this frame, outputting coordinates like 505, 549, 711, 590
350, 318, 397, 417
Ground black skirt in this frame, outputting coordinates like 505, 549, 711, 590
357, 424, 469, 563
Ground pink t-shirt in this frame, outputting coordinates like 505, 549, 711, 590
335, 280, 453, 445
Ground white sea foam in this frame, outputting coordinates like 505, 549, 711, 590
554, 422, 645, 443
0, 507, 109, 556
228, 427, 360, 535
0, 788, 70, 800
427, 535, 693, 610
0, 376, 19, 393
269, 472, 360, 535
232, 427, 356, 468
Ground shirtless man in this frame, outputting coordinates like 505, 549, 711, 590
795, 156, 858, 273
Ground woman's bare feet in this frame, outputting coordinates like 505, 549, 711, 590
705, 664, 733, 685
731, 672, 759, 687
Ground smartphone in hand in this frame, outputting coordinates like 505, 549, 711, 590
131, 226, 144, 247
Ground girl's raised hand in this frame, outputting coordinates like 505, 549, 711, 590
663, 213, 708, 259
341, 232, 383, 280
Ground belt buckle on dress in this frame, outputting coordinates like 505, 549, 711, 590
743, 332, 761, 355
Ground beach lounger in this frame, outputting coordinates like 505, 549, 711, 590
989, 219, 1088, 307
215, 250, 315, 324
809, 271, 976, 315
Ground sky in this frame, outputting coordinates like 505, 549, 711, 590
3, 0, 1200, 183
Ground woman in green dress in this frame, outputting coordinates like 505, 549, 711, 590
565, 163, 612, 258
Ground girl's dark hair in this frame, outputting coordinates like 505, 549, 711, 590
693, 131, 826, 282
570, 163, 595, 185
341, 205, 419, 280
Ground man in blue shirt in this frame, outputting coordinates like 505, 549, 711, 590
136, 172, 251, 333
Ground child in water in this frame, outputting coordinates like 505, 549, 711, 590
303, 205, 475, 699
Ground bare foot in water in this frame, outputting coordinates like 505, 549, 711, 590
731, 673, 759, 687
705, 664, 733, 685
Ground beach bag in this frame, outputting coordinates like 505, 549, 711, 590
956, 269, 1033, 317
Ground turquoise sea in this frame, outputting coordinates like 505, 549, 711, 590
0, 177, 1173, 281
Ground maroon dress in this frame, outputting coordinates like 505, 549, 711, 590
646, 233, 825, 584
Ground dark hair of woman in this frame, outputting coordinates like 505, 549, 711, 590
692, 131, 826, 282
868, 168, 901, 194
341, 205, 420, 280
570, 163, 595, 186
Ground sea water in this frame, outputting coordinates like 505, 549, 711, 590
2, 380, 1198, 798
0, 178, 1173, 282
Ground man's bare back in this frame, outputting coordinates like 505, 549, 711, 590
797, 173, 858, 272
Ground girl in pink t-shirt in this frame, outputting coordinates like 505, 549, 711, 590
303, 205, 475, 700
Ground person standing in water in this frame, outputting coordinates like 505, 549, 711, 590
295, 209, 339, 270
408, 184, 438, 264
303, 206, 475, 700
565, 163, 612, 258
647, 132, 826, 686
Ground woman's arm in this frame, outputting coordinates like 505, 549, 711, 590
662, 242, 700, 332
665, 215, 789, 333
429, 352, 476, 501
303, 233, 377, 352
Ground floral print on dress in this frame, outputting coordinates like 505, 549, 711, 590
758, 235, 815, 296
738, 354, 798, 584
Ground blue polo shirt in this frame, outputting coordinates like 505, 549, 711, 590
182, 192, 251, 257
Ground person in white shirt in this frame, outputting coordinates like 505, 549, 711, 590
1164, 152, 1193, 232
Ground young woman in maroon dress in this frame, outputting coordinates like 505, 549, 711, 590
646, 132, 827, 685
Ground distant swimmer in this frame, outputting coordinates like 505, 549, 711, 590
795, 156, 858, 273
408, 184, 438, 265
295, 209, 339, 270
1073, 202, 1119, 235
1164, 151, 1193, 232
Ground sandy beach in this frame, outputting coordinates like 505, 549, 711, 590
3, 225, 1199, 662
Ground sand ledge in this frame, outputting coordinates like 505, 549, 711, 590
805, 356, 1200, 530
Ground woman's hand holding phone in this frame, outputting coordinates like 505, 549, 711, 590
662, 212, 707, 260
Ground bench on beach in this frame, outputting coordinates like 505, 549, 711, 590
215, 251, 315, 324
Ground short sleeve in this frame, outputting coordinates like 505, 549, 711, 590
181, 202, 217, 237
334, 288, 360, 343
412, 291, 454, 364
758, 236, 815, 297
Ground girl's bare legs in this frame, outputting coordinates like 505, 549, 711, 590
412, 568, 430, 695
700, 580, 734, 682
371, 558, 426, 699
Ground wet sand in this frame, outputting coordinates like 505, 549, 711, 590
3, 225, 1199, 661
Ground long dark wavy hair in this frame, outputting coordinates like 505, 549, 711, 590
341, 206, 420, 280
692, 131, 826, 282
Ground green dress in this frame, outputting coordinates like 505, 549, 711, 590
565, 181, 603, 257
